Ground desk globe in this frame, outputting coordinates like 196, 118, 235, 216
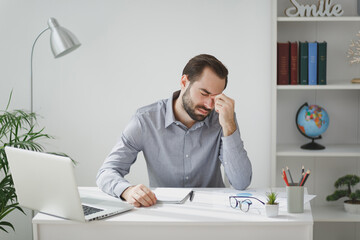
296, 103, 329, 150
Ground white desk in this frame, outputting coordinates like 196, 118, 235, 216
33, 187, 313, 240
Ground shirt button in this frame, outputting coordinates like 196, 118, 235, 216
185, 176, 189, 180
185, 154, 189, 158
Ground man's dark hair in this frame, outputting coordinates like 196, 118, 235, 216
182, 54, 228, 89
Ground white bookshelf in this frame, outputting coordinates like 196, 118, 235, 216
273, 0, 360, 226
277, 82, 360, 90
277, 144, 360, 157
278, 16, 360, 22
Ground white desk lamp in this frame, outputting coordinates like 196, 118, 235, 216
30, 17, 81, 113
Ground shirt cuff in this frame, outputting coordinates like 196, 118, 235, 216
221, 128, 242, 150
113, 181, 133, 199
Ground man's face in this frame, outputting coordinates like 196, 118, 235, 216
182, 67, 226, 121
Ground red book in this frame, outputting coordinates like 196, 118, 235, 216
277, 42, 290, 85
290, 42, 298, 85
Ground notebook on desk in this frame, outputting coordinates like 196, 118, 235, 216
153, 188, 193, 204
5, 147, 133, 222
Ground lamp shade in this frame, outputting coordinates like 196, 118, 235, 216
48, 18, 81, 58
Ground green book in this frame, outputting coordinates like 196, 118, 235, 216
317, 41, 327, 85
299, 42, 308, 85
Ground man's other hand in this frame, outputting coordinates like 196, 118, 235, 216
121, 184, 157, 207
214, 93, 236, 137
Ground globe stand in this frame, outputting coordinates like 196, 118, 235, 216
301, 138, 325, 150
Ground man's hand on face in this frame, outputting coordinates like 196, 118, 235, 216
214, 94, 237, 137
121, 184, 157, 207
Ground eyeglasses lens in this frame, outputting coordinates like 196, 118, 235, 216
230, 197, 238, 209
239, 199, 252, 212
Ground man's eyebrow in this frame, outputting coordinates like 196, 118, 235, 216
199, 88, 212, 95
199, 88, 219, 96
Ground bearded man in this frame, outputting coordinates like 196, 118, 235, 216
96, 54, 252, 207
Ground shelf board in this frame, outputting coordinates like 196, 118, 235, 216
277, 82, 360, 90
312, 205, 360, 222
278, 16, 360, 22
277, 144, 360, 157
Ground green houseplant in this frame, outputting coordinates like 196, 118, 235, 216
265, 191, 279, 217
326, 174, 360, 214
0, 92, 55, 232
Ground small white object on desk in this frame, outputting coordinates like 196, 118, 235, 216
152, 188, 193, 204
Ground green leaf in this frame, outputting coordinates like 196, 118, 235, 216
335, 175, 360, 188
326, 190, 349, 201
0, 221, 15, 232
5, 90, 13, 111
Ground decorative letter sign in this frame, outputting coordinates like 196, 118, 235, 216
285, 0, 344, 17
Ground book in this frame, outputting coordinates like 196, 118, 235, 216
290, 42, 298, 85
308, 42, 318, 85
277, 42, 290, 85
299, 42, 308, 85
153, 188, 193, 204
317, 41, 327, 85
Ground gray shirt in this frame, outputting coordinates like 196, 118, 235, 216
96, 91, 252, 198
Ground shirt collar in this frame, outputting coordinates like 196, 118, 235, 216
165, 91, 180, 128
165, 90, 211, 129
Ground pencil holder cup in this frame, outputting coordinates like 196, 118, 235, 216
286, 186, 304, 213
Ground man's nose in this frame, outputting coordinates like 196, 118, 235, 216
204, 96, 215, 109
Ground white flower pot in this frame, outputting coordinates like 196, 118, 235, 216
265, 203, 279, 217
344, 200, 360, 214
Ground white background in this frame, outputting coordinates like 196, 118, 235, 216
0, 1, 272, 239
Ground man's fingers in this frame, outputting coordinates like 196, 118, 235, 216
215, 93, 230, 102
133, 191, 153, 207
129, 197, 141, 207
122, 184, 157, 207
138, 184, 157, 204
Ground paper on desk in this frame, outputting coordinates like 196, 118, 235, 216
153, 188, 193, 204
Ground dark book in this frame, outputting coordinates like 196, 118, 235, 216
308, 42, 318, 85
277, 42, 290, 85
290, 42, 298, 85
299, 42, 308, 85
317, 41, 327, 85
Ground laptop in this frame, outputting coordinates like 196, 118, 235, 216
5, 146, 133, 222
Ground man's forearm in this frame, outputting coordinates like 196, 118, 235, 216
96, 168, 132, 198
221, 129, 252, 190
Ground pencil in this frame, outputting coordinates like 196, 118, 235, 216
286, 166, 294, 184
282, 168, 290, 185
300, 170, 310, 186
298, 172, 304, 186
282, 172, 289, 186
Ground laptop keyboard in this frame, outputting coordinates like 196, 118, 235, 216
82, 205, 103, 216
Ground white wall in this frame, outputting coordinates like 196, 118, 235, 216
0, 1, 271, 239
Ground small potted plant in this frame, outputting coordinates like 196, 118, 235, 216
326, 174, 360, 214
265, 191, 279, 217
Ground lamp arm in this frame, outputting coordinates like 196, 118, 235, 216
30, 27, 50, 114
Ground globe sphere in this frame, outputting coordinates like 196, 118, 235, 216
296, 103, 329, 139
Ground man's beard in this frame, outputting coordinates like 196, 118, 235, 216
182, 86, 212, 122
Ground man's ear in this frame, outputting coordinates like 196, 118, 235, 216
180, 75, 190, 90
